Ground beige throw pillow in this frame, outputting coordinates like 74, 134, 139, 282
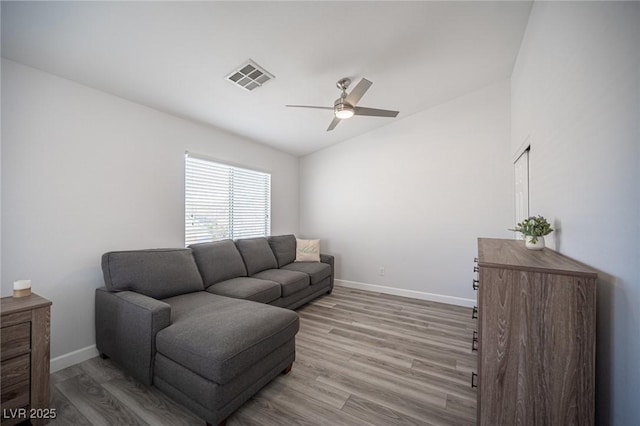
296, 239, 320, 262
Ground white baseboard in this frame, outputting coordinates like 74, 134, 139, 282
50, 344, 99, 373
335, 279, 476, 308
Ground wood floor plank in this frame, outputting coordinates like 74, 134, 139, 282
338, 288, 472, 315
50, 288, 477, 425
315, 300, 475, 339
275, 364, 351, 409
315, 373, 461, 426
328, 326, 475, 366
350, 354, 477, 403
297, 329, 416, 369
78, 356, 127, 384
50, 364, 84, 385
227, 393, 303, 426
296, 351, 448, 407
341, 394, 438, 426
48, 385, 92, 426
295, 334, 354, 362
334, 302, 474, 331
302, 307, 474, 352
304, 303, 476, 344
257, 377, 368, 426
55, 373, 147, 426
411, 358, 477, 386
445, 393, 477, 422
103, 376, 202, 425
332, 287, 472, 316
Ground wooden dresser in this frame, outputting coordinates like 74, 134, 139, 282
475, 238, 596, 426
1, 294, 52, 426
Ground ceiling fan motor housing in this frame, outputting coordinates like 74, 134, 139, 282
334, 98, 354, 119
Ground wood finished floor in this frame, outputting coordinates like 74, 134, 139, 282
49, 287, 477, 426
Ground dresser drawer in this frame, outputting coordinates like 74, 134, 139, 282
1, 352, 31, 411
1, 323, 31, 361
0, 311, 31, 328
1, 353, 30, 387
0, 374, 30, 410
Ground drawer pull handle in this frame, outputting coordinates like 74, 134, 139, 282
472, 306, 478, 319
473, 279, 479, 290
473, 266, 479, 272
472, 330, 478, 351
474, 257, 478, 263
471, 372, 478, 388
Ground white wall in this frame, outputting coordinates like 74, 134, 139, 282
300, 81, 513, 305
511, 2, 640, 424
1, 60, 299, 369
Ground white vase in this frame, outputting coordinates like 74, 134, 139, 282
525, 235, 545, 250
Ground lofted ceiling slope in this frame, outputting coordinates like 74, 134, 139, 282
1, 1, 532, 157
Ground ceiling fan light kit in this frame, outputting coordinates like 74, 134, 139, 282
286, 77, 399, 131
334, 100, 354, 119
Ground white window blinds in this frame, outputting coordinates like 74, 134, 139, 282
185, 154, 271, 245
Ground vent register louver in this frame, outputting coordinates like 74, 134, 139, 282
226, 60, 274, 91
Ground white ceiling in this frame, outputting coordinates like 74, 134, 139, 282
1, 1, 532, 157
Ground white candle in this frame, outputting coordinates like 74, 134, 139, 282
13, 280, 31, 290
13, 279, 32, 297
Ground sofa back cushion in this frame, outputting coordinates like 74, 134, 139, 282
189, 240, 247, 286
235, 237, 278, 275
102, 249, 204, 299
267, 234, 296, 267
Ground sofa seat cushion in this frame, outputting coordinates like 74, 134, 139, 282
252, 269, 309, 297
157, 292, 298, 385
281, 261, 331, 285
206, 277, 281, 304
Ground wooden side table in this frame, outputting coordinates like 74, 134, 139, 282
1, 293, 52, 426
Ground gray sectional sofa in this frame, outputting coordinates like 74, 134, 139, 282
95, 234, 334, 426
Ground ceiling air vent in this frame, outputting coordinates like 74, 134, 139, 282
226, 59, 274, 91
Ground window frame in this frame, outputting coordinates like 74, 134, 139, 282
184, 152, 271, 245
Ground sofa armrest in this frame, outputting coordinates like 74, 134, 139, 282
95, 287, 171, 385
320, 253, 335, 290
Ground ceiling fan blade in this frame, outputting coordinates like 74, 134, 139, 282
285, 105, 333, 110
344, 78, 372, 106
354, 106, 399, 118
327, 117, 341, 131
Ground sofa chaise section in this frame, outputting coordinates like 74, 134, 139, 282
95, 248, 299, 426
154, 292, 298, 424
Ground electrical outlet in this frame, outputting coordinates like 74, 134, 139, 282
379, 266, 385, 276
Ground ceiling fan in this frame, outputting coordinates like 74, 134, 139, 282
286, 78, 399, 131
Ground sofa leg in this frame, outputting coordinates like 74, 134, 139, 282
282, 363, 293, 375
206, 421, 226, 426
99, 353, 109, 360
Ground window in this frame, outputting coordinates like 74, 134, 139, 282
185, 153, 271, 245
